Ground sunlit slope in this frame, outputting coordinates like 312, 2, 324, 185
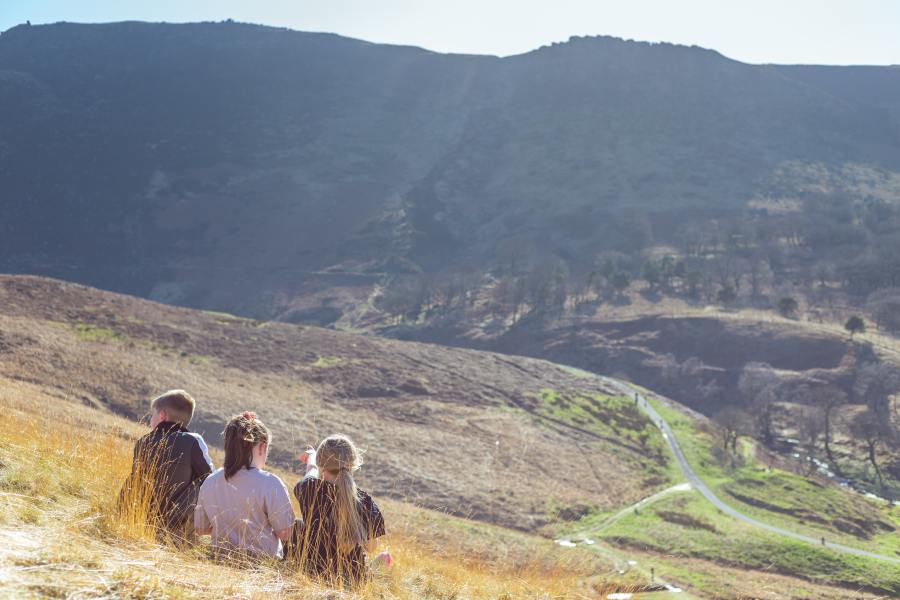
0, 376, 633, 599
0, 275, 672, 530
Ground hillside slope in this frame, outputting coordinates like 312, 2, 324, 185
0, 377, 628, 599
0, 275, 671, 530
2, 277, 899, 598
1, 21, 899, 317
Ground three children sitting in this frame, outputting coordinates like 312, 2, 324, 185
125, 390, 387, 584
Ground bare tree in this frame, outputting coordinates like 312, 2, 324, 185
492, 275, 528, 323
738, 362, 781, 447
797, 404, 826, 475
848, 407, 897, 493
818, 386, 848, 469
379, 276, 431, 323
747, 256, 774, 301
853, 362, 900, 423
714, 406, 752, 455
866, 288, 900, 332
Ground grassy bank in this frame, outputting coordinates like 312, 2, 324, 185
598, 491, 900, 596
647, 395, 900, 558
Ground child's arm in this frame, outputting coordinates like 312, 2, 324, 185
363, 494, 386, 553
298, 446, 318, 480
268, 477, 296, 544
188, 433, 214, 481
194, 488, 213, 536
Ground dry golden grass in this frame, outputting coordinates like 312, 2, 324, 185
0, 377, 637, 599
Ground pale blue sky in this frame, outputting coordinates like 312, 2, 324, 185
1, 0, 898, 65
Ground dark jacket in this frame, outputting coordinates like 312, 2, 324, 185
123, 421, 213, 533
289, 476, 385, 585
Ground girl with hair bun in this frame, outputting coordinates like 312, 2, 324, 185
290, 434, 388, 585
194, 412, 295, 559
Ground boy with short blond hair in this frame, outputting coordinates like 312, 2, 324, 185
123, 389, 213, 536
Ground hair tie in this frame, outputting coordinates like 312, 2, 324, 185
241, 411, 257, 421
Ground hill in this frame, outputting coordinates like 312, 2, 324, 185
401, 295, 900, 497
0, 377, 629, 599
1, 21, 900, 321
0, 275, 672, 530
2, 276, 899, 598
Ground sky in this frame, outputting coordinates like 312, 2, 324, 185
1, 0, 899, 65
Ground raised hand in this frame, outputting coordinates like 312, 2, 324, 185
298, 445, 316, 465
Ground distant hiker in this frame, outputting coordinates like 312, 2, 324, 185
288, 434, 388, 586
194, 412, 295, 560
119, 389, 213, 540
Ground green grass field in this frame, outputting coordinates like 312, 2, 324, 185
598, 490, 900, 596
647, 396, 900, 557
533, 389, 677, 488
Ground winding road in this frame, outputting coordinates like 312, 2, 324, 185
598, 375, 900, 565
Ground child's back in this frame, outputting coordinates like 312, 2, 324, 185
132, 421, 213, 529
290, 435, 385, 585
123, 390, 213, 534
194, 412, 295, 559
196, 466, 294, 558
293, 476, 384, 582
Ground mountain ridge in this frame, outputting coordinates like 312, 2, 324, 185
1, 20, 899, 320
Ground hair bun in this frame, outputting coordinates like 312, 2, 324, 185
241, 411, 257, 421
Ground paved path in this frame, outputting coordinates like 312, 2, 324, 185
598, 376, 900, 565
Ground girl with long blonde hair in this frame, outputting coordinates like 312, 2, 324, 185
290, 434, 387, 584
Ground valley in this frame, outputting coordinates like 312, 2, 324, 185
2, 17, 900, 599
0, 276, 897, 598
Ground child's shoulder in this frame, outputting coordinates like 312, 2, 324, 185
184, 430, 208, 443
295, 474, 326, 496
357, 487, 376, 504
257, 469, 288, 486
202, 467, 225, 484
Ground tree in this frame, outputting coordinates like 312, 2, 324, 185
525, 264, 553, 314
684, 270, 703, 299
844, 315, 865, 338
379, 276, 431, 323
818, 386, 847, 469
492, 275, 528, 323
866, 288, 900, 332
738, 362, 781, 447
853, 362, 900, 423
797, 404, 826, 475
777, 296, 799, 318
747, 257, 773, 301
573, 270, 597, 305
716, 284, 737, 307
611, 271, 631, 296
549, 263, 569, 316
641, 259, 662, 292
714, 406, 752, 456
848, 408, 897, 492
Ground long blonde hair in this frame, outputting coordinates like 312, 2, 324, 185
317, 434, 366, 553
